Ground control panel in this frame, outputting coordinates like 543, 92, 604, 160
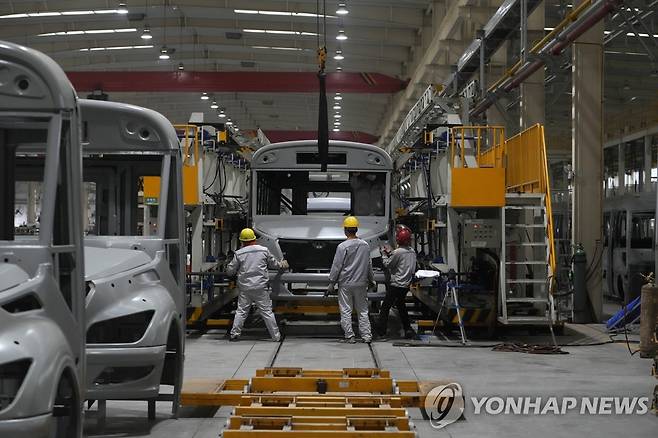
463, 219, 500, 249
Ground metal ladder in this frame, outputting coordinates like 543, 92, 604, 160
499, 193, 553, 325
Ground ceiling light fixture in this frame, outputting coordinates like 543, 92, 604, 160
333, 104, 342, 110
201, 92, 209, 100
218, 109, 226, 118
141, 27, 152, 39
336, 65, 343, 71
333, 114, 342, 118
334, 93, 343, 101
244, 28, 319, 36
117, 2, 129, 14
252, 45, 304, 51
333, 128, 340, 132
79, 44, 152, 52
39, 28, 136, 36
333, 49, 344, 60
336, 2, 349, 15
158, 46, 170, 60
336, 28, 348, 41
1, 9, 124, 19
235, 9, 335, 18
178, 62, 184, 70
210, 101, 219, 109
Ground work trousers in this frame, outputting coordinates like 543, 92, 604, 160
377, 285, 412, 334
338, 284, 372, 341
230, 288, 280, 340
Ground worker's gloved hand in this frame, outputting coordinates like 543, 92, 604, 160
325, 283, 335, 297
280, 259, 289, 270
369, 280, 377, 291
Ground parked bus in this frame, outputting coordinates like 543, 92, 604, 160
602, 195, 655, 303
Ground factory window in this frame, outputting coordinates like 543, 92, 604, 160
614, 212, 627, 248
603, 213, 610, 247
255, 171, 386, 216
603, 145, 619, 197
624, 138, 644, 193
630, 213, 654, 249
651, 134, 658, 185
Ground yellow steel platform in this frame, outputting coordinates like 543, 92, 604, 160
182, 367, 453, 436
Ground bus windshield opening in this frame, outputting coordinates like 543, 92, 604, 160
255, 171, 386, 216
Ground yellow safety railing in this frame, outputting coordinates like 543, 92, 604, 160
504, 126, 544, 193
538, 125, 557, 288
175, 124, 202, 205
175, 124, 200, 168
449, 125, 506, 168
144, 124, 203, 206
477, 124, 557, 285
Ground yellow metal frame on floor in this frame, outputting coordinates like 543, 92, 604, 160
182, 367, 453, 436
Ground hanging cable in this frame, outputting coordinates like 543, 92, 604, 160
316, 0, 329, 171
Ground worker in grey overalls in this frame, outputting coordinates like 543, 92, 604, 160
327, 216, 375, 344
376, 225, 417, 339
227, 228, 288, 342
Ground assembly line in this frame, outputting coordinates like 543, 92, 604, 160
0, 1, 657, 437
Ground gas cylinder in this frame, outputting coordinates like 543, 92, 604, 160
640, 281, 658, 358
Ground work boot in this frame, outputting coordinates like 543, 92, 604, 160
272, 335, 282, 342
342, 336, 356, 344
375, 321, 387, 337
229, 335, 240, 342
364, 338, 372, 344
404, 329, 417, 340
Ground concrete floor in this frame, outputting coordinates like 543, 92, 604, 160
85, 325, 657, 438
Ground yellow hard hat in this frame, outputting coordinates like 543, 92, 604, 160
239, 228, 257, 241
343, 216, 359, 228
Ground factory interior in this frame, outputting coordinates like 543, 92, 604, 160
0, 0, 658, 437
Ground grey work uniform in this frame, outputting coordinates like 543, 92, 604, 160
329, 238, 374, 341
377, 246, 417, 334
383, 246, 417, 288
226, 244, 283, 340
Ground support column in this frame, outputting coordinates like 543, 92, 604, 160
519, 0, 545, 130
190, 206, 203, 272
572, 4, 604, 322
486, 43, 509, 129
26, 182, 37, 225
618, 141, 625, 195
644, 134, 652, 189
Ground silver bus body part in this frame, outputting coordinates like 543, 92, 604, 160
250, 140, 393, 292
79, 99, 185, 415
0, 41, 85, 437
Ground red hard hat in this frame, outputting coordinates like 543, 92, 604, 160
396, 227, 412, 246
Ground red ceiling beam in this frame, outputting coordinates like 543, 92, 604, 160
263, 130, 379, 144
66, 71, 406, 93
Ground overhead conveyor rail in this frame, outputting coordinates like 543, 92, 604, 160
469, 0, 624, 118
443, 0, 544, 97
